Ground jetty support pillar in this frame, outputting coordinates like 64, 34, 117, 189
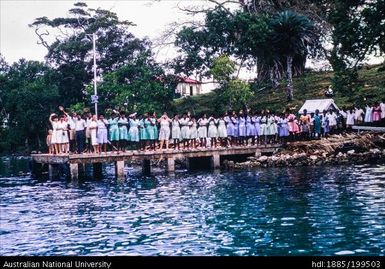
167, 157, 175, 173
115, 160, 125, 180
69, 163, 79, 180
211, 154, 221, 170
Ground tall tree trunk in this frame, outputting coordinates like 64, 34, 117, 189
286, 55, 293, 102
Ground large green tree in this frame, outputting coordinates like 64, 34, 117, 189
0, 59, 60, 152
30, 2, 150, 107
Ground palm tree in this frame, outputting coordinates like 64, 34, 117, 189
270, 10, 318, 102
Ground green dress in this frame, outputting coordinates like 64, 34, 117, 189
146, 118, 158, 140
139, 119, 148, 140
108, 117, 119, 141
118, 117, 129, 141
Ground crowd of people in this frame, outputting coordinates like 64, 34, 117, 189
46, 101, 385, 154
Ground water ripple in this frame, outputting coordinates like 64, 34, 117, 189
0, 159, 384, 256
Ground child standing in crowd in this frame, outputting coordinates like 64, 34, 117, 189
46, 130, 53, 154
224, 112, 234, 146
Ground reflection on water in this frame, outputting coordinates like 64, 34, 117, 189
0, 157, 384, 256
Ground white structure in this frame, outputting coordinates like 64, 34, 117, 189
298, 99, 339, 114
175, 77, 203, 97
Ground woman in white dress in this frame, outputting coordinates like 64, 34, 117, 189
89, 114, 99, 153
259, 111, 268, 145
179, 113, 190, 149
364, 105, 372, 123
171, 114, 181, 150
49, 113, 60, 154
57, 114, 69, 153
158, 112, 172, 150
197, 114, 209, 148
188, 117, 198, 149
207, 115, 218, 148
381, 99, 385, 119
217, 116, 227, 147
346, 109, 355, 130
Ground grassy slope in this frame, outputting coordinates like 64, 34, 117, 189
174, 64, 385, 114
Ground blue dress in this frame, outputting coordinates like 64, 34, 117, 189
139, 119, 148, 140
238, 116, 246, 137
224, 116, 234, 137
108, 117, 119, 141
118, 117, 129, 140
278, 118, 289, 137
253, 116, 261, 136
232, 117, 239, 137
246, 116, 255, 136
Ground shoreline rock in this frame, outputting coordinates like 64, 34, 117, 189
225, 133, 385, 169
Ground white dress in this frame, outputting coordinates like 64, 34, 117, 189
197, 118, 208, 138
51, 121, 59, 144
207, 119, 218, 138
89, 121, 98, 145
364, 106, 372, 123
217, 119, 227, 138
346, 112, 355, 126
380, 102, 385, 119
180, 118, 190, 140
158, 118, 171, 140
57, 121, 69, 144
189, 121, 198, 139
171, 119, 181, 140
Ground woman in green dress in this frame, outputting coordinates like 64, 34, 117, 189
118, 111, 129, 152
139, 113, 149, 151
108, 112, 119, 151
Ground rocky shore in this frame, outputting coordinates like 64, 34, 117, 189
223, 133, 385, 169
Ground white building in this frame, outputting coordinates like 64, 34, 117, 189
175, 77, 203, 97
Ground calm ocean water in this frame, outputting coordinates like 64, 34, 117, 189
0, 157, 384, 256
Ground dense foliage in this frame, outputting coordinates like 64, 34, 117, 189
0, 0, 384, 153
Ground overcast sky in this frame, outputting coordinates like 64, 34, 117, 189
1, 0, 382, 69
0, 0, 210, 64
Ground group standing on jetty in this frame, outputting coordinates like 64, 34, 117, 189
46, 101, 385, 155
